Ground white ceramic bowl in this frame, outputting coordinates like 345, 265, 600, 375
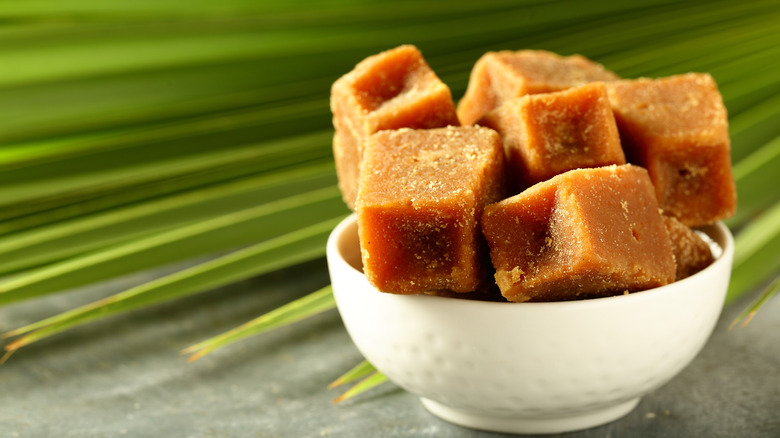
326, 214, 734, 434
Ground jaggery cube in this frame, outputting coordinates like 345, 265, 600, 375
457, 50, 619, 125
481, 165, 676, 302
330, 45, 459, 208
356, 126, 506, 294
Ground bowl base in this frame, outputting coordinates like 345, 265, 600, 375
420, 397, 640, 435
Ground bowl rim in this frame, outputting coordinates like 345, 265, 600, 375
327, 213, 734, 310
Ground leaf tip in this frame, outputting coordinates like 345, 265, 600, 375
1, 329, 20, 339
741, 311, 757, 327
0, 348, 15, 366
4, 338, 25, 352
327, 379, 344, 389
185, 348, 210, 363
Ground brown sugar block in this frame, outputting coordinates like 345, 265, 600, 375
330, 45, 459, 208
482, 165, 675, 302
457, 50, 619, 125
356, 126, 506, 294
662, 215, 715, 280
331, 130, 360, 205
606, 73, 736, 226
482, 83, 626, 190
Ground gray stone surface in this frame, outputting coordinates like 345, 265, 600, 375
1, 259, 778, 438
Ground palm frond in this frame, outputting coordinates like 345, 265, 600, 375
182, 285, 336, 362
0, 1, 778, 396
3, 216, 344, 351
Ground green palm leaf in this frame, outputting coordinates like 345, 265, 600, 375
1, 0, 779, 404
0, 186, 345, 306
183, 285, 337, 362
3, 216, 345, 349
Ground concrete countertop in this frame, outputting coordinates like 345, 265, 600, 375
1, 259, 778, 437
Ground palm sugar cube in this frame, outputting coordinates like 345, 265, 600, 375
662, 215, 715, 280
482, 165, 675, 302
457, 50, 619, 125
482, 82, 625, 190
606, 73, 736, 226
356, 126, 506, 294
330, 45, 459, 208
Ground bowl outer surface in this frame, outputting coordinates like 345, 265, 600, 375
327, 214, 734, 415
